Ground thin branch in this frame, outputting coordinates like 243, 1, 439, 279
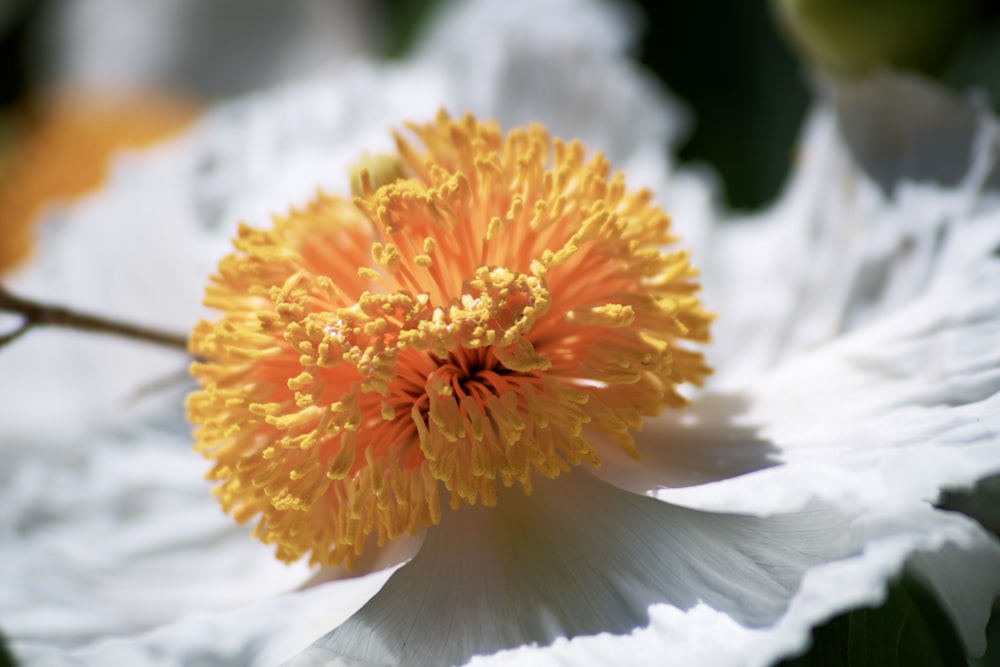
0, 284, 190, 352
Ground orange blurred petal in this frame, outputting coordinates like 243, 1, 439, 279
0, 92, 198, 274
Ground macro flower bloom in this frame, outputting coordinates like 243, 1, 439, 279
2, 1, 999, 666
187, 110, 712, 569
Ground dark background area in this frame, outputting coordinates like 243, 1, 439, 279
636, 2, 809, 209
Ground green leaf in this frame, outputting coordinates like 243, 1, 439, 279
770, 0, 976, 75
377, 0, 441, 59
777, 571, 967, 667
969, 602, 1000, 667
940, 475, 1000, 538
0, 628, 18, 667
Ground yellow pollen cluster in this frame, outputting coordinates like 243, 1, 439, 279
188, 110, 713, 567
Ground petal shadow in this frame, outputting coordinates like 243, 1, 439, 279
593, 391, 782, 492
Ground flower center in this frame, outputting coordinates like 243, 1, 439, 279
188, 110, 713, 567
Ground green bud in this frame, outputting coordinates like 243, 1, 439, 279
771, 0, 976, 76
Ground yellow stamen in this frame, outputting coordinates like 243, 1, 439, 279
188, 110, 713, 568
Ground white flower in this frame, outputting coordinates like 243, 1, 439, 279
2, 2, 998, 667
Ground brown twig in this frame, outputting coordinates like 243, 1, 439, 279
0, 284, 190, 351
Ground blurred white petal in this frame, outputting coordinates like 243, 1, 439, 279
417, 0, 640, 58
831, 69, 1000, 192
33, 0, 379, 98
703, 101, 999, 381
416, 0, 688, 163
18, 566, 397, 667
0, 134, 223, 444
0, 420, 308, 645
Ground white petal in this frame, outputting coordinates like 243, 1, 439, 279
16, 567, 398, 667
599, 79, 1000, 514
183, 62, 448, 231
36, 0, 377, 97
0, 422, 310, 648
471, 510, 1000, 667
15, 474, 996, 666
0, 135, 221, 444
414, 0, 688, 165
603, 241, 1000, 510
462, 43, 685, 168
632, 192, 1000, 513
702, 76, 999, 381
417, 0, 641, 59
830, 69, 1000, 193
285, 472, 1000, 666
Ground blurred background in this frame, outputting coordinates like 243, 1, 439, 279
0, 0, 998, 225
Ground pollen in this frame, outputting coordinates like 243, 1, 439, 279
187, 110, 713, 568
